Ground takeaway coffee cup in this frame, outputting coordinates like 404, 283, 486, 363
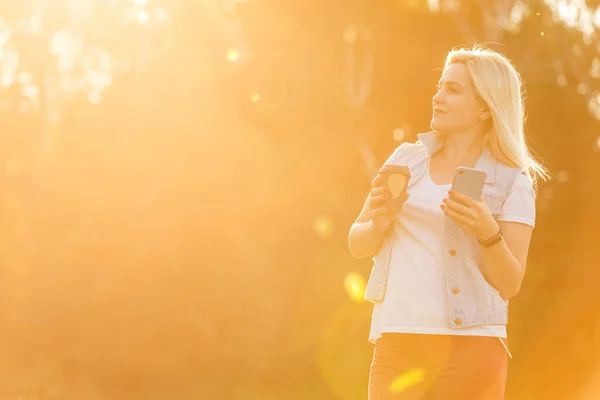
377, 165, 411, 209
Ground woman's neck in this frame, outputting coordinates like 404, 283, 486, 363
439, 131, 486, 165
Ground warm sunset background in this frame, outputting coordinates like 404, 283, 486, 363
0, 0, 599, 399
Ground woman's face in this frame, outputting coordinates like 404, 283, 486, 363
430, 63, 486, 135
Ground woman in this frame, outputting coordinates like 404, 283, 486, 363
348, 46, 549, 399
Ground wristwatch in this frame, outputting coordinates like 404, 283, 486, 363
477, 229, 503, 248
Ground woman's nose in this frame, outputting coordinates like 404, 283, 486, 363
432, 89, 444, 104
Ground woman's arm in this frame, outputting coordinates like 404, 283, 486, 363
349, 220, 387, 259
442, 177, 535, 299
348, 190, 389, 259
479, 221, 533, 299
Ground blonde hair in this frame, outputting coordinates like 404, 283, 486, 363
445, 45, 550, 190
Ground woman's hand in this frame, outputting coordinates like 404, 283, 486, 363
440, 190, 498, 241
369, 175, 409, 232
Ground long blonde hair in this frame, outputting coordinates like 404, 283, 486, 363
445, 45, 550, 190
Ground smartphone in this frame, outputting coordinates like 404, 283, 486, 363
450, 167, 487, 201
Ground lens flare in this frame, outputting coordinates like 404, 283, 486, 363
314, 215, 334, 239
389, 368, 426, 394
343, 272, 365, 303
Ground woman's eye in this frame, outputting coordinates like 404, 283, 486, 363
436, 85, 441, 91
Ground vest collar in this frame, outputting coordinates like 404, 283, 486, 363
416, 131, 497, 183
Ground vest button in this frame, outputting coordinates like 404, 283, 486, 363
449, 249, 457, 256
452, 287, 460, 295
454, 318, 462, 326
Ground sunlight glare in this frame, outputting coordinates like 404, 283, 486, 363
544, 0, 597, 42
389, 368, 426, 394
343, 272, 366, 303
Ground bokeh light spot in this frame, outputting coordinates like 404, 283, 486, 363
343, 272, 366, 303
590, 58, 600, 79
427, 0, 440, 13
556, 170, 569, 183
343, 27, 357, 43
314, 215, 334, 239
227, 48, 240, 62
17, 72, 32, 85
88, 92, 101, 104
22, 84, 39, 99
250, 92, 260, 103
5, 161, 17, 176
389, 368, 426, 394
557, 73, 567, 87
137, 11, 150, 25
393, 128, 405, 142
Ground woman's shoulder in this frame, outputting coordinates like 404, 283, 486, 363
493, 158, 532, 193
384, 140, 428, 166
494, 157, 527, 177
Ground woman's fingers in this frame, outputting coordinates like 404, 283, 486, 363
371, 174, 383, 188
442, 205, 473, 226
443, 197, 474, 218
448, 190, 477, 207
370, 187, 388, 197
370, 194, 388, 209
371, 208, 395, 220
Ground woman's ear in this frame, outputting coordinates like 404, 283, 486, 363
479, 108, 491, 122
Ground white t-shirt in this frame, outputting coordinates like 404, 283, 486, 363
368, 164, 536, 344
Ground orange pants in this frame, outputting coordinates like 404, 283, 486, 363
368, 333, 508, 400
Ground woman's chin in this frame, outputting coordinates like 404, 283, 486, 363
430, 117, 456, 135
430, 118, 444, 132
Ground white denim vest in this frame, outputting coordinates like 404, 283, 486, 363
364, 131, 522, 329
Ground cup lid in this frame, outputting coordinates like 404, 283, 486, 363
379, 164, 410, 175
